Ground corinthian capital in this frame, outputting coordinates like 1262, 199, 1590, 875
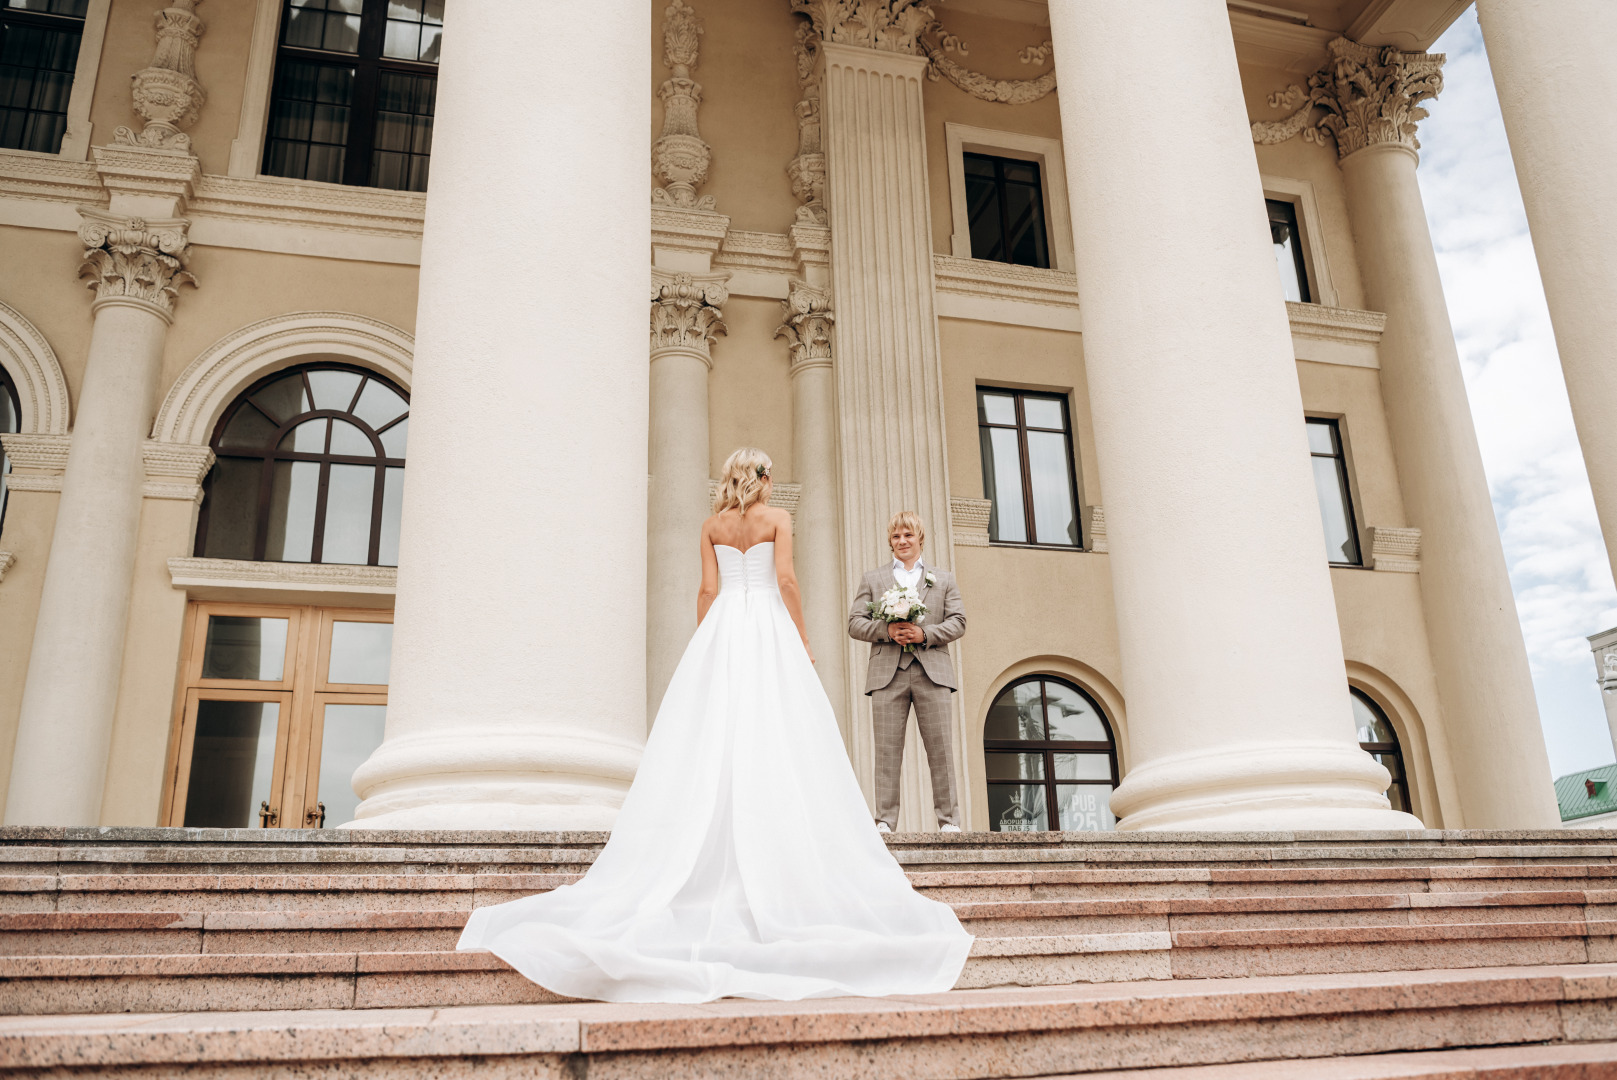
115, 0, 207, 152
1254, 37, 1444, 159
651, 271, 728, 362
653, 0, 716, 212
775, 281, 834, 373
788, 0, 937, 56
77, 211, 196, 317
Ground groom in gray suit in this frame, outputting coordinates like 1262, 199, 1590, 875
848, 510, 967, 834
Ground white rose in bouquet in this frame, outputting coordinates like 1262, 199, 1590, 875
867, 585, 930, 653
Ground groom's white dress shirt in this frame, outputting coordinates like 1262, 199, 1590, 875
892, 558, 925, 590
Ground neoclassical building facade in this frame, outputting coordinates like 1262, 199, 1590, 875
0, 0, 1603, 834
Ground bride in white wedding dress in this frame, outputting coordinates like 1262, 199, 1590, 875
457, 447, 973, 1003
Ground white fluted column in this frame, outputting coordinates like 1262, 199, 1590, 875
5, 216, 192, 825
646, 272, 724, 722
1476, 0, 1617, 590
349, 0, 649, 829
1303, 36, 1557, 827
1046, 3, 1419, 830
778, 278, 848, 742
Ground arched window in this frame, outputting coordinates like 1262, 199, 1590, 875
0, 363, 17, 532
985, 675, 1119, 832
1352, 688, 1409, 813
195, 364, 408, 566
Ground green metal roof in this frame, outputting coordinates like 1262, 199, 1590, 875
1555, 764, 1617, 822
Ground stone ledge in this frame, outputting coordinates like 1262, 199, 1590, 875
167, 557, 396, 602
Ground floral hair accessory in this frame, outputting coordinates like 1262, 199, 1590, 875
756, 464, 769, 479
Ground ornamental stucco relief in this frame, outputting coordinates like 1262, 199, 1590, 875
77, 212, 196, 316
653, 0, 717, 212
650, 271, 728, 360
1253, 37, 1445, 159
775, 281, 834, 373
116, 0, 207, 152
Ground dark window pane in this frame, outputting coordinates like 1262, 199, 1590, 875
263, 58, 352, 184
0, 17, 82, 154
981, 426, 1026, 543
368, 70, 434, 192
218, 405, 278, 450
265, 460, 320, 561
199, 457, 265, 560
988, 783, 1047, 833
201, 616, 289, 681
984, 680, 1045, 741
2, 371, 18, 533
6, 1, 91, 16
964, 152, 1049, 269
182, 700, 281, 828
1056, 783, 1116, 831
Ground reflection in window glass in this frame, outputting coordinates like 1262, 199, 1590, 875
201, 616, 289, 681
985, 676, 1118, 832
978, 388, 1081, 548
1306, 418, 1361, 565
198, 365, 408, 567
316, 703, 386, 827
183, 700, 280, 828
1351, 688, 1410, 814
1268, 198, 1311, 303
963, 152, 1049, 268
328, 621, 393, 684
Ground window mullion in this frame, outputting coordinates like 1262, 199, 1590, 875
343, 0, 389, 187
310, 461, 332, 564
1017, 395, 1037, 545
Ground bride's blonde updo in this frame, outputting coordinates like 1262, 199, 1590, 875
713, 447, 773, 515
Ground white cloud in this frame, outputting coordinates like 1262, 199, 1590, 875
1420, 10, 1617, 778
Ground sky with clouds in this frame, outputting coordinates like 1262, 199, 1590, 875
1417, 10, 1617, 779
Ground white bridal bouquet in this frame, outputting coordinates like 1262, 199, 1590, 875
868, 584, 930, 653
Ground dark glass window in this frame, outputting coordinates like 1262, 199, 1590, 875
263, 0, 440, 192
1352, 688, 1409, 814
985, 676, 1118, 832
964, 152, 1049, 269
195, 364, 409, 566
1307, 417, 1360, 565
0, 0, 88, 154
0, 362, 16, 532
1268, 198, 1311, 303
978, 387, 1080, 547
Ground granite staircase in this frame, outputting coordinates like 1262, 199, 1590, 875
4, 827, 1617, 1077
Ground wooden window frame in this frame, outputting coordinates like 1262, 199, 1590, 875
984, 676, 1119, 832
162, 601, 391, 829
978, 387, 1083, 550
261, 0, 439, 190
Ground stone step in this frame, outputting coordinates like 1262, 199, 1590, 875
1, 964, 1614, 1078
12, 867, 1617, 913
9, 916, 1617, 1015
1067, 1042, 1617, 1078
3, 890, 1610, 957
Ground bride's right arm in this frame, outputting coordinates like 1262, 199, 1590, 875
696, 522, 720, 624
772, 512, 814, 663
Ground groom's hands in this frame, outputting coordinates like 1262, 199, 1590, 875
889, 621, 924, 646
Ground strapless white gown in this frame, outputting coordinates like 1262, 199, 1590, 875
457, 542, 973, 1003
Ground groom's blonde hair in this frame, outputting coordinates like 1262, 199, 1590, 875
887, 510, 925, 548
713, 447, 773, 515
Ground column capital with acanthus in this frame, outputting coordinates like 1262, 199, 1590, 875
775, 280, 833, 375
650, 270, 728, 364
787, 0, 936, 55
1252, 36, 1444, 161
76, 210, 196, 320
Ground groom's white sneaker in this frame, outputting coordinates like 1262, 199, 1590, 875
939, 824, 962, 833
875, 822, 891, 834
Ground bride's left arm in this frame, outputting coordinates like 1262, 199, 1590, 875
696, 524, 720, 624
772, 512, 815, 663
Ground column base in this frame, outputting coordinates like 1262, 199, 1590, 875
345, 727, 643, 831
1110, 740, 1425, 832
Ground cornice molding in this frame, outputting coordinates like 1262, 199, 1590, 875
0, 432, 71, 492
142, 440, 214, 502
1285, 301, 1387, 344
1087, 505, 1107, 554
0, 551, 13, 584
950, 496, 991, 547
188, 173, 425, 239
1369, 525, 1421, 573
933, 254, 1080, 308
716, 229, 798, 275
168, 556, 397, 594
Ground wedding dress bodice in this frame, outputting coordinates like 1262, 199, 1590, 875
715, 542, 779, 595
